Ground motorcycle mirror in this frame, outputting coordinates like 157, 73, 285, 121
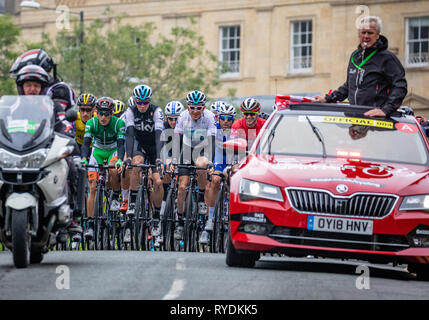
65, 109, 78, 122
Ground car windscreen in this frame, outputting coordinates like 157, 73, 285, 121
258, 113, 428, 165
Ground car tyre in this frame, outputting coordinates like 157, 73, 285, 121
226, 232, 259, 268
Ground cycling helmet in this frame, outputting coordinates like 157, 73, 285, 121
10, 49, 55, 78
186, 90, 206, 105
133, 84, 152, 101
96, 97, 115, 112
165, 100, 185, 117
210, 101, 224, 114
47, 81, 76, 111
400, 106, 414, 116
127, 96, 136, 109
217, 102, 236, 117
77, 93, 97, 107
113, 100, 126, 116
16, 64, 50, 95
240, 97, 261, 113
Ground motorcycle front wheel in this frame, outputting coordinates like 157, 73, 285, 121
11, 209, 31, 268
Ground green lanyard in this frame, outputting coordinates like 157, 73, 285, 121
351, 49, 378, 70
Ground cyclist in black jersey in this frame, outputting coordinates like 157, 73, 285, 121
123, 85, 165, 237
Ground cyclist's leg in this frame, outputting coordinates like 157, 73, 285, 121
195, 155, 209, 215
120, 152, 130, 211
107, 151, 121, 211
206, 165, 224, 232
127, 144, 145, 215
84, 151, 99, 239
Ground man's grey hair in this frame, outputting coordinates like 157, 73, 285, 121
359, 16, 382, 33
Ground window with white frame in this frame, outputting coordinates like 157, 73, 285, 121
219, 25, 240, 75
290, 20, 312, 73
406, 17, 429, 67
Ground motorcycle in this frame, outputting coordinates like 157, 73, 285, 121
0, 95, 78, 268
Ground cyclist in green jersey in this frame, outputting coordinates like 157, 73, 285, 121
80, 97, 126, 239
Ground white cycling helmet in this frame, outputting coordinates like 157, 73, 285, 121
218, 103, 236, 117
165, 100, 184, 117
210, 101, 225, 114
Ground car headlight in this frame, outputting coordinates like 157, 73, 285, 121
399, 195, 429, 211
239, 179, 284, 202
0, 148, 48, 169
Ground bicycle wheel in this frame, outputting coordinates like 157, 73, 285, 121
211, 186, 222, 253
185, 188, 198, 252
94, 188, 104, 251
163, 190, 175, 251
133, 187, 144, 251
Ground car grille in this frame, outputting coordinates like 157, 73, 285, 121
286, 188, 398, 219
269, 226, 409, 252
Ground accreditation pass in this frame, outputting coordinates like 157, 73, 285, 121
307, 216, 373, 235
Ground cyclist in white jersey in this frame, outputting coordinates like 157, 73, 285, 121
173, 90, 216, 240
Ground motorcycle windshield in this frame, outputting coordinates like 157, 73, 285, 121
0, 95, 54, 152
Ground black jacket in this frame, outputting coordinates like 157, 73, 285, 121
325, 35, 407, 116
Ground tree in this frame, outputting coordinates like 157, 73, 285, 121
44, 12, 222, 107
0, 15, 21, 96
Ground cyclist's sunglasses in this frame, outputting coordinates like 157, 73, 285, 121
243, 112, 258, 117
189, 106, 204, 111
79, 107, 93, 113
167, 117, 178, 121
219, 115, 234, 122
98, 110, 112, 117
136, 99, 150, 106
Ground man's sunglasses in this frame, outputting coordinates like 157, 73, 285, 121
79, 107, 93, 113
167, 117, 178, 121
98, 110, 112, 117
136, 100, 150, 106
243, 112, 258, 117
219, 115, 234, 122
189, 106, 204, 111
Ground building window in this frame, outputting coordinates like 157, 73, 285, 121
219, 25, 240, 76
290, 20, 312, 73
406, 17, 429, 67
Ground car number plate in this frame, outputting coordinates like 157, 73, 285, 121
307, 216, 373, 235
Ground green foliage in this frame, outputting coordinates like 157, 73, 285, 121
0, 15, 21, 95
43, 14, 222, 107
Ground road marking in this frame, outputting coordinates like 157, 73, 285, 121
176, 258, 186, 270
162, 279, 186, 300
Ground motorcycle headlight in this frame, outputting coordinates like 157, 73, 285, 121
399, 195, 429, 211
0, 148, 48, 169
239, 179, 284, 202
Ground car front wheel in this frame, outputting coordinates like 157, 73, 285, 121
225, 232, 259, 268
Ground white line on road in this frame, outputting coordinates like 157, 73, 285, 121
162, 279, 186, 300
162, 258, 187, 300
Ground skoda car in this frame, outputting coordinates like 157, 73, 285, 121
226, 103, 429, 280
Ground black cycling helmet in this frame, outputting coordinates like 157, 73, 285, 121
96, 97, 115, 112
15, 64, 50, 95
77, 93, 97, 107
10, 49, 56, 78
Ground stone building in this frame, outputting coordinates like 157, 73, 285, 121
11, 0, 429, 114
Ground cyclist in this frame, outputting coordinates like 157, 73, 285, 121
75, 93, 97, 151
231, 97, 266, 150
199, 102, 236, 244
123, 85, 164, 238
173, 90, 217, 240
80, 97, 126, 239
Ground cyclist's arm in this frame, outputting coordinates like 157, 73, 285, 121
124, 108, 135, 159
81, 119, 93, 159
154, 107, 164, 160
117, 118, 127, 161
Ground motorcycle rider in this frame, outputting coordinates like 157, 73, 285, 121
15, 65, 82, 235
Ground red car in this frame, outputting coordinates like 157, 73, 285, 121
226, 103, 429, 280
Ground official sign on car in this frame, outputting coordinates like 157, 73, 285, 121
307, 216, 373, 235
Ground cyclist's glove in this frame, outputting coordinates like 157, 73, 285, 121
81, 158, 88, 167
